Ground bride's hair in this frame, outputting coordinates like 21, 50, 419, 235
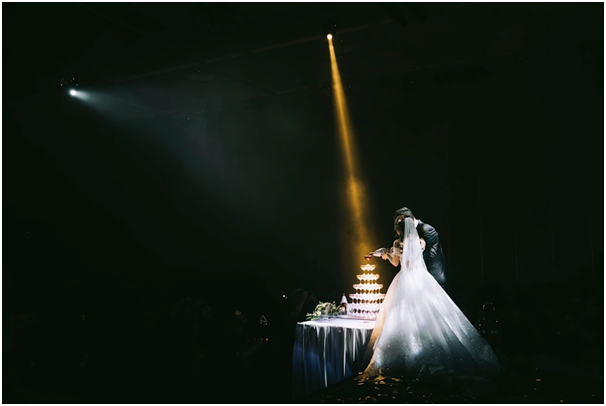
393, 207, 415, 239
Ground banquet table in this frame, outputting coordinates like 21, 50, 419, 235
292, 317, 375, 400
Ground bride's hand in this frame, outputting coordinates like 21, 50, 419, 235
380, 248, 389, 260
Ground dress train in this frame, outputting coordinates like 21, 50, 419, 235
363, 220, 500, 381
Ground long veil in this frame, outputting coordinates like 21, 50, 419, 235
401, 216, 427, 273
363, 217, 500, 380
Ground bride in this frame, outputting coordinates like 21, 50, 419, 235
363, 214, 500, 381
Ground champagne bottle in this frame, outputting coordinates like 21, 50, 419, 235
338, 293, 348, 315
371, 248, 388, 257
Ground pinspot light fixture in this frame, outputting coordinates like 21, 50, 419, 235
323, 20, 337, 41
60, 74, 79, 96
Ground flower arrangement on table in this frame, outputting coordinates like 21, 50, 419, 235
306, 301, 339, 320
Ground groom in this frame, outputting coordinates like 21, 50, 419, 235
391, 206, 449, 292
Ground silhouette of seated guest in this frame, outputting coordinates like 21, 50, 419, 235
558, 296, 602, 358
224, 309, 264, 364
166, 296, 210, 378
215, 307, 266, 402
271, 289, 319, 399
285, 289, 318, 323
193, 298, 215, 359
151, 296, 214, 403
278, 289, 318, 354
580, 298, 603, 348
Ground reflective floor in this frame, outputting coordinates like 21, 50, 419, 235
300, 352, 603, 404
6, 350, 602, 404
4, 280, 603, 404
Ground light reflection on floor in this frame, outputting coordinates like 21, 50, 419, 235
299, 355, 603, 404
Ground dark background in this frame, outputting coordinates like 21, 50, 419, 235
4, 2, 603, 300
3, 2, 603, 403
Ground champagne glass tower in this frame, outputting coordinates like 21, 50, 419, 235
348, 257, 386, 319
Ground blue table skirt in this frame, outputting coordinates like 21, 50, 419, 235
292, 318, 375, 400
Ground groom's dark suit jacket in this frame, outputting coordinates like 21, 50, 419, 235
417, 220, 448, 290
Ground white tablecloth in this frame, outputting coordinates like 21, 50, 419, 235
292, 318, 375, 400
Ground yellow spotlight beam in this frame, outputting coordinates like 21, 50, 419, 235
328, 36, 374, 257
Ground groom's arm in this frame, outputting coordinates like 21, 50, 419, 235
421, 223, 440, 260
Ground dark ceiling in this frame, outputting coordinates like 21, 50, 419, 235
5, 2, 602, 121
3, 3, 603, 291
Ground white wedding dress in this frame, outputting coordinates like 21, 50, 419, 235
363, 218, 500, 380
